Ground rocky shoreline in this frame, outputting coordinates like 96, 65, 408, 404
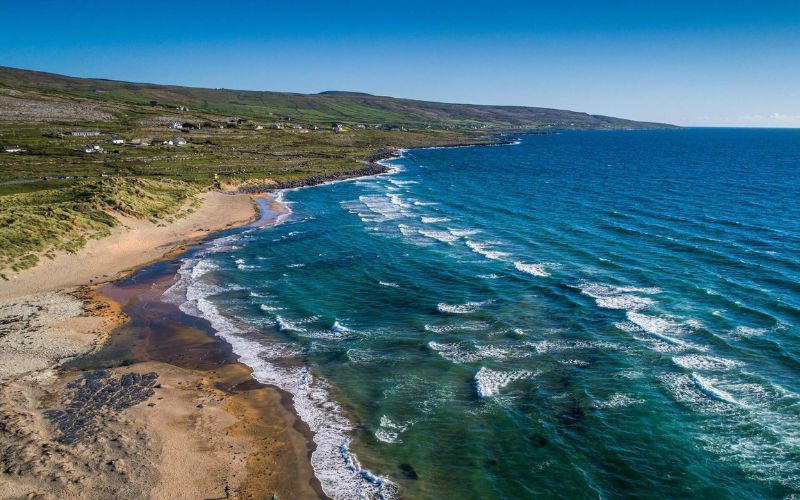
235, 147, 399, 194
236, 138, 513, 194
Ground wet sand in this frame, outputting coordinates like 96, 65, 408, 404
0, 194, 323, 499
67, 256, 324, 498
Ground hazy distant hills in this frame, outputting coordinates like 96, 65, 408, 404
0, 66, 676, 129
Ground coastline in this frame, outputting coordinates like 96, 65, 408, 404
0, 190, 307, 498
0, 139, 502, 498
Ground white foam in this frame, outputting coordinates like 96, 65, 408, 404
424, 321, 491, 334
163, 256, 397, 499
560, 359, 591, 368
474, 367, 536, 398
374, 415, 410, 443
527, 339, 623, 355
466, 240, 509, 260
276, 315, 305, 332
259, 304, 284, 313
626, 311, 691, 347
691, 373, 746, 407
421, 216, 451, 224
449, 228, 481, 237
514, 261, 551, 277
359, 194, 405, 220
733, 325, 769, 337
346, 348, 378, 364
437, 301, 489, 314
427, 341, 531, 364
673, 354, 739, 371
236, 262, 257, 270
379, 281, 399, 288
593, 393, 645, 409
331, 320, 350, 333
397, 224, 416, 237
419, 229, 459, 244
575, 281, 659, 311
386, 193, 410, 208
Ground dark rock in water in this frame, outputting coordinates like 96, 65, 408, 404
44, 370, 159, 444
399, 463, 419, 480
235, 149, 399, 194
529, 434, 549, 448
558, 404, 586, 427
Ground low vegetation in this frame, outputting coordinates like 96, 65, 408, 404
0, 178, 199, 272
0, 66, 675, 273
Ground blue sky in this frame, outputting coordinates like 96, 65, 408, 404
1, 1, 799, 126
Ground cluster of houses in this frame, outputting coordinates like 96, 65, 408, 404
60, 129, 190, 153
250, 123, 310, 130
80, 144, 104, 154
51, 117, 411, 157
162, 117, 391, 134
167, 120, 199, 131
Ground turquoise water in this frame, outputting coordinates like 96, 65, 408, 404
167, 129, 800, 499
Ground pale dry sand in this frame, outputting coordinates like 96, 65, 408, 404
0, 191, 256, 301
0, 361, 318, 499
0, 289, 122, 378
0, 192, 321, 499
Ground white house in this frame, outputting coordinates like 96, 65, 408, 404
81, 144, 103, 153
2, 146, 24, 153
170, 137, 188, 146
270, 123, 284, 129
168, 121, 183, 129
332, 123, 346, 133
107, 136, 124, 145
309, 125, 319, 131
251, 124, 264, 130
290, 124, 303, 130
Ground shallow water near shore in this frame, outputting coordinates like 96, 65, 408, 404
165, 129, 799, 498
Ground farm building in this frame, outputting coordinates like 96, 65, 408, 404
65, 130, 102, 137
80, 144, 103, 153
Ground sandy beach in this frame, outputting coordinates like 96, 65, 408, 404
0, 191, 257, 301
0, 190, 321, 499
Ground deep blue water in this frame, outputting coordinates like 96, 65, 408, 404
166, 129, 800, 499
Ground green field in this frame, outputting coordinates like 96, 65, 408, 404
0, 66, 675, 273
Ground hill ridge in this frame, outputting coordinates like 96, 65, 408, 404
0, 65, 676, 130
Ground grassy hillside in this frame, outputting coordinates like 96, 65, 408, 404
0, 66, 675, 130
0, 65, 675, 273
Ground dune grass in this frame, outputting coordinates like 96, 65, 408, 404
0, 178, 199, 273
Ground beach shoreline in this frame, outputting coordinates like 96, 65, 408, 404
0, 188, 324, 498
0, 154, 405, 498
0, 139, 502, 498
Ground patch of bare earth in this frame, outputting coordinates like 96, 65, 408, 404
0, 91, 113, 122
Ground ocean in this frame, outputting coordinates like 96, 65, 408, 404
164, 128, 800, 499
